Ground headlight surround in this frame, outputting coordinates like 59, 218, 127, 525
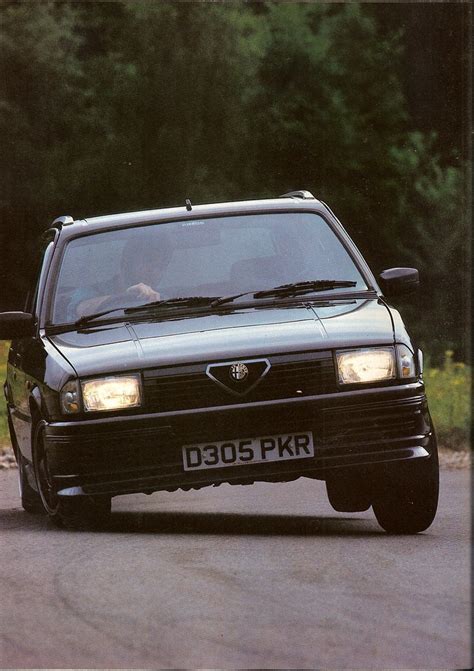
60, 380, 81, 414
336, 347, 396, 385
397, 344, 416, 379
81, 374, 142, 412
336, 345, 417, 385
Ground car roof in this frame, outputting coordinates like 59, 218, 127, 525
49, 193, 331, 239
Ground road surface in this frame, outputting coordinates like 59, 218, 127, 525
0, 468, 470, 669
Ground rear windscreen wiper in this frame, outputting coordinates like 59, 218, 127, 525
211, 280, 358, 308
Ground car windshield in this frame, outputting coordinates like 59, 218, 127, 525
51, 212, 368, 324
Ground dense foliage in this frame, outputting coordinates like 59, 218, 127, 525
0, 1, 470, 361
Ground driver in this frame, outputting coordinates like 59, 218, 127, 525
69, 233, 170, 319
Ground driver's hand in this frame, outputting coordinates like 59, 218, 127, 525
126, 283, 161, 302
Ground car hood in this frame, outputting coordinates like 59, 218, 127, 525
48, 297, 395, 377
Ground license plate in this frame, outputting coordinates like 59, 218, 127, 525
182, 432, 314, 471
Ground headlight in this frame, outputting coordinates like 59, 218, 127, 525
81, 374, 141, 412
336, 347, 396, 384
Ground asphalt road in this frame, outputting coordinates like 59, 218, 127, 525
0, 468, 470, 669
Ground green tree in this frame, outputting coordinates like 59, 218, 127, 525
247, 2, 468, 359
0, 1, 86, 300
0, 1, 468, 359
388, 133, 469, 360
74, 2, 263, 211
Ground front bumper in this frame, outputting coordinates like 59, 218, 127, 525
45, 383, 434, 497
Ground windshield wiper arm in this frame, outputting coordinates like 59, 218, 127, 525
254, 280, 357, 299
76, 285, 358, 324
73, 296, 219, 327
124, 296, 219, 313
74, 306, 129, 327
211, 280, 358, 308
210, 291, 256, 308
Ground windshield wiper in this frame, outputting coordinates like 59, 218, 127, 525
73, 296, 219, 327
124, 296, 219, 313
255, 280, 357, 298
211, 280, 358, 308
74, 284, 357, 326
74, 306, 129, 327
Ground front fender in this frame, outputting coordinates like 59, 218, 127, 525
30, 385, 44, 418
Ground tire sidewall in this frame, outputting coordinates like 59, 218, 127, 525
32, 419, 60, 517
373, 444, 440, 534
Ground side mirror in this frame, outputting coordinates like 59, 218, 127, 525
0, 312, 35, 339
379, 268, 419, 297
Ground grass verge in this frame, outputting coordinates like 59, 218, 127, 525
424, 351, 471, 451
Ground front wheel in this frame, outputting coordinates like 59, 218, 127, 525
9, 413, 43, 514
326, 472, 371, 512
56, 494, 112, 530
372, 441, 439, 534
33, 421, 111, 529
18, 450, 43, 514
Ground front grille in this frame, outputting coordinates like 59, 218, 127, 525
143, 352, 337, 412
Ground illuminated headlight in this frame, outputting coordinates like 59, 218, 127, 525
336, 347, 396, 384
81, 375, 141, 412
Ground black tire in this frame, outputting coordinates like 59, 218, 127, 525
326, 473, 371, 512
56, 494, 112, 531
32, 420, 111, 530
8, 412, 43, 514
18, 450, 44, 514
372, 442, 439, 534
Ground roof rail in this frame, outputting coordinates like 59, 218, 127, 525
279, 190, 315, 200
50, 215, 74, 229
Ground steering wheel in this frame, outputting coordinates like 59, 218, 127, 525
94, 291, 137, 313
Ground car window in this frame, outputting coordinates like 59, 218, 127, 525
25, 231, 56, 316
51, 213, 367, 323
162, 225, 276, 287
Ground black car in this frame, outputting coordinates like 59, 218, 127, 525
0, 191, 439, 532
